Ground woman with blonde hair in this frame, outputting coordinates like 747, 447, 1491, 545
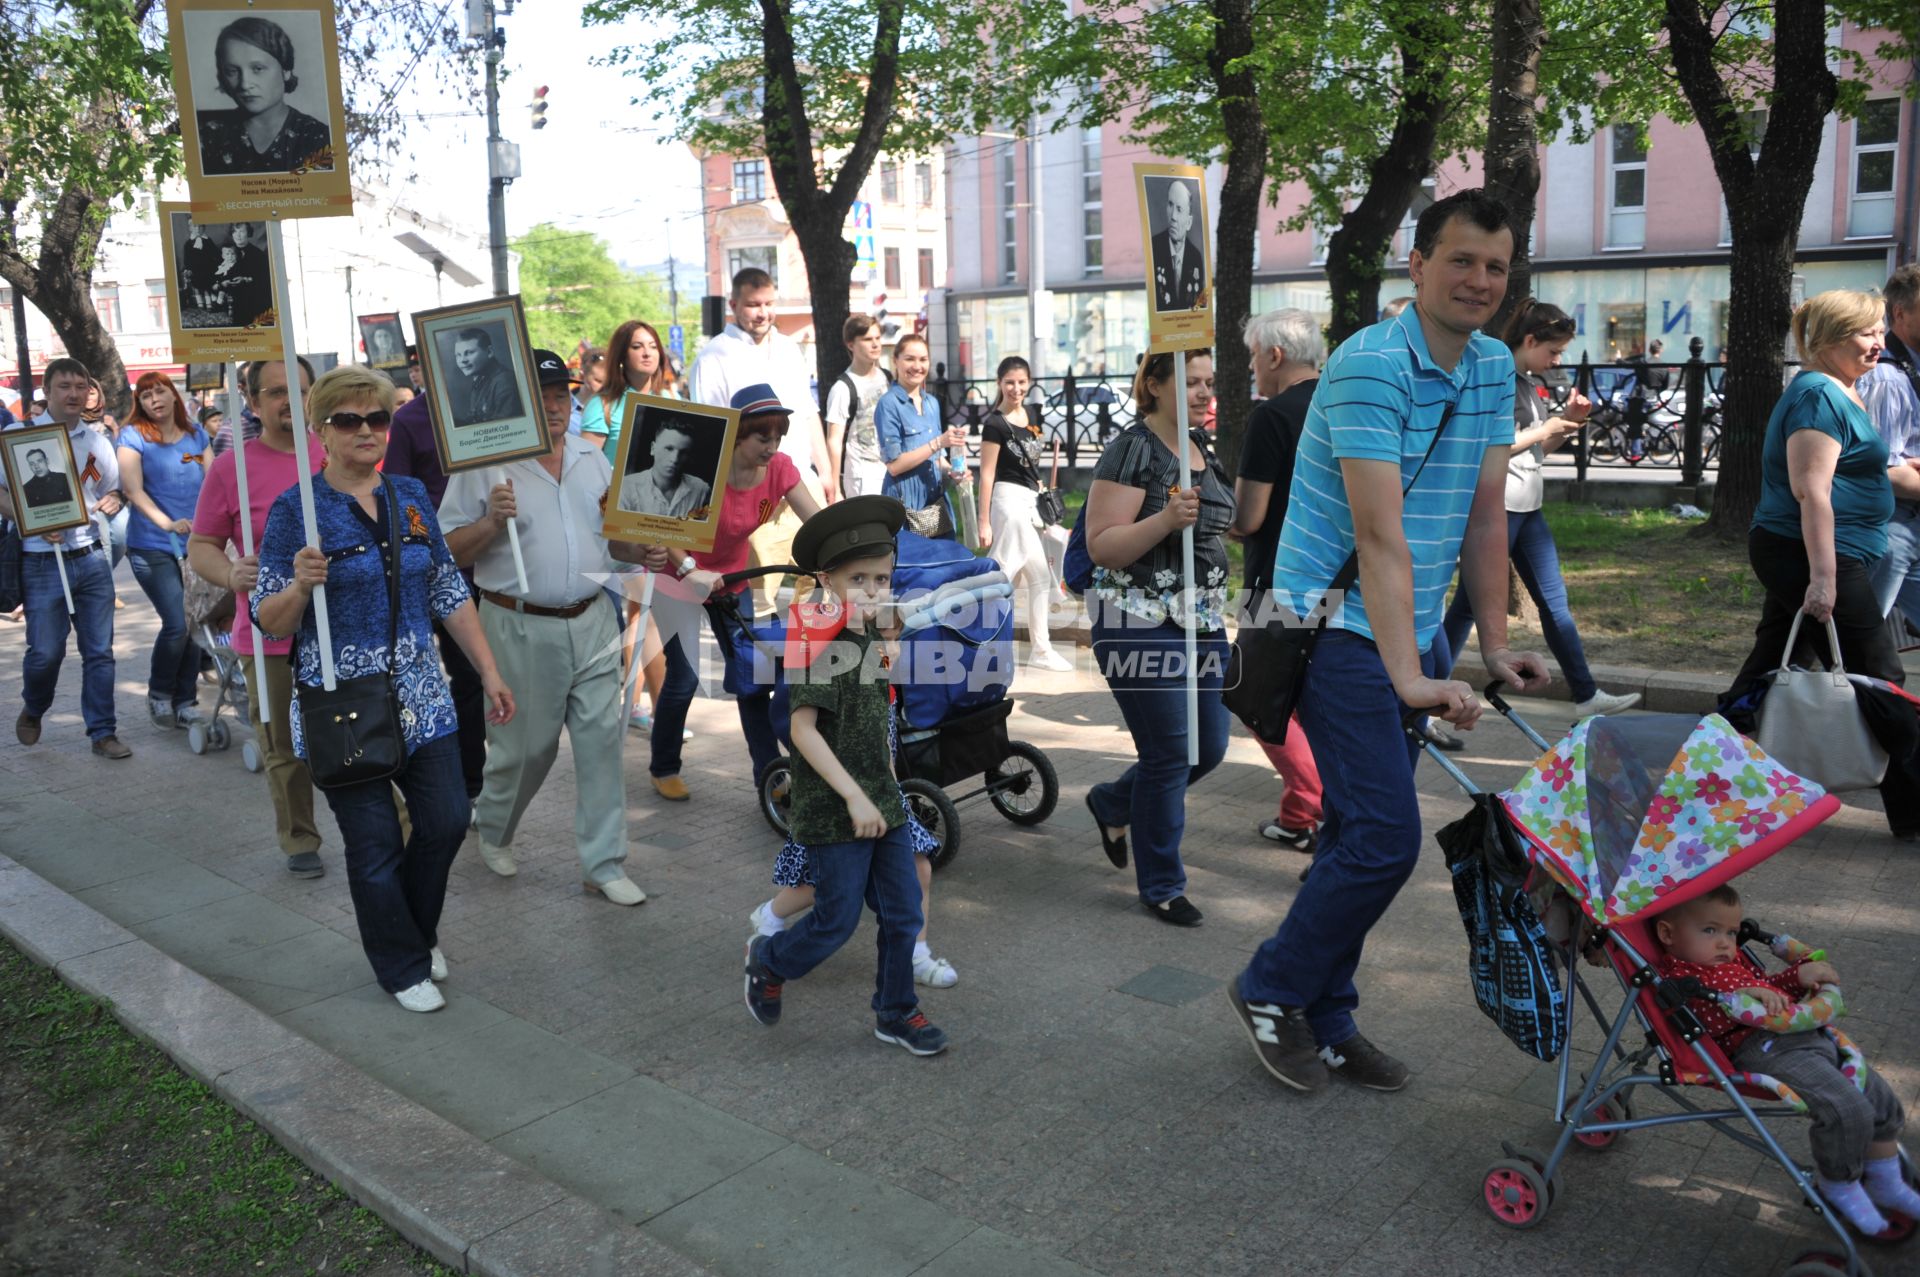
1722, 289, 1916, 838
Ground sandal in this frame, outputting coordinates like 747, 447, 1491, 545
1085, 792, 1128, 868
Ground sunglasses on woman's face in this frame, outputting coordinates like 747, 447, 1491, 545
325, 410, 393, 432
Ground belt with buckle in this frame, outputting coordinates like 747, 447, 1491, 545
478, 587, 599, 619
32, 543, 103, 561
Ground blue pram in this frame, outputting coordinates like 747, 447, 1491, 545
708, 532, 1059, 869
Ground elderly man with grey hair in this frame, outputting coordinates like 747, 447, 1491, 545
1231, 307, 1327, 857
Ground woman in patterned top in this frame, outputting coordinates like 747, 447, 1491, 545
1080, 349, 1236, 927
255, 366, 515, 1014
195, 17, 334, 176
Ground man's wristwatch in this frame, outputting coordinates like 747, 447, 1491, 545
675, 555, 696, 577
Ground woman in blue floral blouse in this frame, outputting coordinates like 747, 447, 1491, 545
1080, 349, 1235, 928
255, 366, 514, 1014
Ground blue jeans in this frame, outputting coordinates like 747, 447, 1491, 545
760, 822, 923, 1022
1440, 508, 1598, 703
1087, 605, 1231, 905
647, 628, 701, 779
1238, 629, 1435, 1047
321, 733, 470, 993
127, 548, 199, 709
1871, 502, 1920, 631
22, 548, 117, 740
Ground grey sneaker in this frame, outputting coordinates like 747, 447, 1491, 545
148, 696, 178, 729
1226, 984, 1327, 1092
173, 702, 206, 727
287, 851, 324, 879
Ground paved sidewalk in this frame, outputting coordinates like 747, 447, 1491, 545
3, 591, 1918, 1277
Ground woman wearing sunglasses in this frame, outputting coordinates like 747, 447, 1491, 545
254, 366, 516, 1013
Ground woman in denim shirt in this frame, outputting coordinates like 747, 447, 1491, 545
255, 366, 515, 1014
876, 334, 968, 536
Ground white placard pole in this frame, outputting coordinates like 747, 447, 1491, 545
1173, 350, 1199, 769
496, 469, 528, 594
266, 218, 335, 690
53, 547, 74, 614
619, 572, 657, 727
225, 361, 271, 720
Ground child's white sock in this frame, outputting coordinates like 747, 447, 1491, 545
913, 940, 932, 963
1864, 1157, 1920, 1218
1819, 1174, 1891, 1235
752, 900, 789, 937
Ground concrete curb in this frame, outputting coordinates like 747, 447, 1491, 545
0, 852, 712, 1277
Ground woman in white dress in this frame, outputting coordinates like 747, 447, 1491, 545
976, 356, 1071, 671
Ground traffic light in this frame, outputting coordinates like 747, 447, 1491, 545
529, 85, 548, 130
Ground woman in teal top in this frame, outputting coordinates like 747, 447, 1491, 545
580, 319, 680, 465
1724, 288, 1916, 838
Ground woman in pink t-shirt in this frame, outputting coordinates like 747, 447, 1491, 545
651, 384, 823, 800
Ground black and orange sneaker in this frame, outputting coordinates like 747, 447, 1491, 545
744, 935, 783, 1027
874, 1010, 949, 1056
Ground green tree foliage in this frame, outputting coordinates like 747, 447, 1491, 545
512, 223, 678, 359
0, 0, 473, 412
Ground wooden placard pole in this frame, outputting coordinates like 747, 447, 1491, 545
225, 360, 271, 720
53, 547, 74, 614
495, 468, 528, 594
266, 218, 336, 690
1173, 350, 1198, 769
619, 572, 657, 727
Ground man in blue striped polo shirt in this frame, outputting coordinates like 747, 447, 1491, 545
1230, 189, 1550, 1094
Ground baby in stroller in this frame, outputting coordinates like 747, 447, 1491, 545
1654, 883, 1920, 1237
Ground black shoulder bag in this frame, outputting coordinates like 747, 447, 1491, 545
297, 478, 407, 790
1223, 400, 1458, 745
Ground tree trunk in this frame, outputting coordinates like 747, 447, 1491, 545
794, 226, 858, 411
1204, 0, 1267, 474
1663, 0, 1835, 538
0, 190, 129, 418
1324, 34, 1446, 347
1482, 0, 1544, 338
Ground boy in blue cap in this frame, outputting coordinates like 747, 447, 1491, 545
743, 494, 948, 1056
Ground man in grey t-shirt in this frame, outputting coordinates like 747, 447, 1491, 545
825, 314, 892, 497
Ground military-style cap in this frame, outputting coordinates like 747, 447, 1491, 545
793, 494, 906, 575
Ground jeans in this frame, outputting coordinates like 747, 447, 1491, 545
1087, 605, 1231, 905
127, 548, 199, 709
1238, 629, 1436, 1047
760, 822, 924, 1022
1441, 508, 1598, 703
322, 733, 470, 993
1727, 527, 1920, 834
22, 548, 117, 740
1870, 503, 1920, 631
647, 628, 701, 779
434, 618, 487, 800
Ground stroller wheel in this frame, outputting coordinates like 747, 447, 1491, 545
1784, 1255, 1870, 1277
1573, 1096, 1632, 1150
241, 740, 264, 774
207, 719, 231, 751
1482, 1160, 1551, 1229
758, 757, 793, 837
187, 723, 210, 756
902, 778, 961, 872
986, 741, 1059, 826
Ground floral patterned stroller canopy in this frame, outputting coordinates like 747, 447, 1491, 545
1500, 713, 1833, 926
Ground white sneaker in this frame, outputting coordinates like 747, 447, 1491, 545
394, 980, 445, 1013
913, 954, 959, 988
586, 874, 647, 906
476, 836, 517, 877
1028, 649, 1074, 673
430, 946, 447, 981
1573, 690, 1642, 717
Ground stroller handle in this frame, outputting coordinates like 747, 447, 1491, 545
717, 565, 802, 590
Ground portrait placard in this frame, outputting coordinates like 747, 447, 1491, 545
358, 312, 408, 370
159, 203, 281, 361
1, 426, 92, 539
168, 0, 352, 218
186, 362, 227, 392
411, 296, 551, 473
1134, 163, 1213, 353
602, 395, 736, 554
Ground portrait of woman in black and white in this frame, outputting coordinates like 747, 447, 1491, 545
194, 14, 335, 176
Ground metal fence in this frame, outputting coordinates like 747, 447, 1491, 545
928, 364, 1138, 472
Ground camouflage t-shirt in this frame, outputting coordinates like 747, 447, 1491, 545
786, 626, 908, 845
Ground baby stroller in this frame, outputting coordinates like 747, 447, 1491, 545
1421, 684, 1916, 1277
181, 557, 262, 772
714, 532, 1059, 868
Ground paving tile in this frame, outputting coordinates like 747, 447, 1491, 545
197, 925, 381, 1014
74, 860, 250, 926
0, 862, 138, 965
911, 1227, 1101, 1277
129, 890, 321, 966
1113, 963, 1223, 1007
281, 982, 515, 1068
466, 1197, 714, 1277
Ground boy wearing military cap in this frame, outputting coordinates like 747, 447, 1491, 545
743, 495, 950, 1056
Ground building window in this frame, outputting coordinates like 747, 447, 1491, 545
1000, 144, 1018, 284
732, 159, 766, 203
146, 280, 167, 328
1080, 127, 1103, 278
884, 246, 902, 291
93, 285, 120, 333
1607, 124, 1647, 249
1394, 178, 1437, 261
916, 162, 933, 205
880, 161, 899, 204
1849, 98, 1900, 238
725, 245, 778, 288
917, 247, 934, 291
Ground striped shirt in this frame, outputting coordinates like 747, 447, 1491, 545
1860, 336, 1920, 485
1271, 308, 1515, 647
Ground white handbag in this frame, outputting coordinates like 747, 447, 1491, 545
1754, 611, 1889, 793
